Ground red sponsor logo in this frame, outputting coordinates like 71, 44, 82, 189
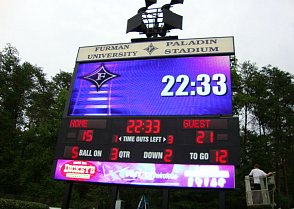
61, 160, 97, 181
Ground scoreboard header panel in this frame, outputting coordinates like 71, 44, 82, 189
76, 37, 235, 62
67, 56, 232, 116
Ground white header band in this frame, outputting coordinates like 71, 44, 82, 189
76, 36, 234, 62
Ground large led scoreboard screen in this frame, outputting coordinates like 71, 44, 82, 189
67, 56, 232, 116
52, 37, 239, 189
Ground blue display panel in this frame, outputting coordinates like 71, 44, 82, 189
68, 56, 232, 116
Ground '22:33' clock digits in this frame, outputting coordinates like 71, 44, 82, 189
126, 119, 161, 134
161, 74, 227, 97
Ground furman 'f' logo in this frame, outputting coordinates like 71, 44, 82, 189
83, 65, 118, 91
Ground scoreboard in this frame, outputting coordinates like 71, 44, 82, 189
52, 37, 239, 189
54, 117, 239, 165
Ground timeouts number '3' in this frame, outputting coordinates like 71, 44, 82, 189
161, 74, 227, 96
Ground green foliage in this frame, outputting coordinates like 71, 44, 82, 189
0, 44, 71, 206
0, 198, 48, 209
169, 190, 219, 209
234, 61, 294, 209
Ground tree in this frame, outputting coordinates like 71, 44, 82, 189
233, 61, 294, 208
0, 44, 29, 194
258, 66, 294, 207
233, 61, 260, 167
0, 44, 72, 206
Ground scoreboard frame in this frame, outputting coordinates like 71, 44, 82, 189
52, 36, 238, 189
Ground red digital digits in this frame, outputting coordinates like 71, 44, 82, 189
113, 135, 119, 143
134, 120, 143, 133
126, 119, 135, 133
81, 130, 93, 142
110, 147, 119, 161
209, 131, 214, 143
196, 130, 205, 144
164, 149, 173, 163
71, 146, 79, 159
167, 135, 174, 144
126, 119, 161, 134
196, 131, 214, 144
153, 120, 160, 133
211, 149, 228, 164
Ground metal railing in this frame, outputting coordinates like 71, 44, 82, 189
244, 173, 276, 208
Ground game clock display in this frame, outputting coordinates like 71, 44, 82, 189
126, 119, 161, 134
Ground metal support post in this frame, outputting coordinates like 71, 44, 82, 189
162, 189, 169, 209
62, 182, 73, 209
110, 186, 119, 209
219, 190, 225, 209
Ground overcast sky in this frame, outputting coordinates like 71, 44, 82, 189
1, 0, 294, 78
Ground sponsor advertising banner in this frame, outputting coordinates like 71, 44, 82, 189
54, 160, 235, 189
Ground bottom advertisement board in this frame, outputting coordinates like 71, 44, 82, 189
53, 159, 235, 189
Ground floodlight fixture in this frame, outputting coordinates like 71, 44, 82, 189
126, 11, 147, 34
161, 4, 172, 10
170, 0, 184, 5
162, 8, 183, 30
145, 0, 157, 7
138, 7, 147, 13
126, 0, 183, 38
